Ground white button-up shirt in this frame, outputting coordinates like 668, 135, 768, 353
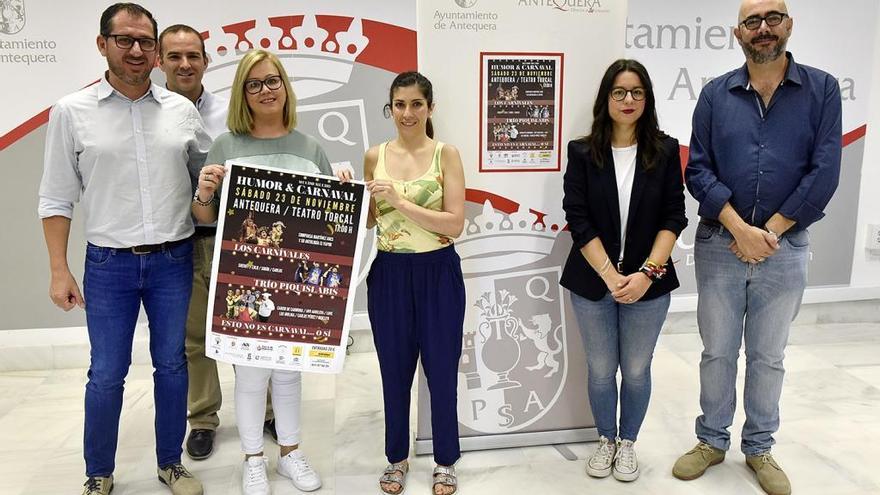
194, 87, 229, 228
195, 87, 229, 140
38, 75, 211, 248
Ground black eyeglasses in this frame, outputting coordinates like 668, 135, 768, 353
740, 12, 788, 30
244, 75, 284, 95
610, 87, 646, 101
105, 34, 157, 52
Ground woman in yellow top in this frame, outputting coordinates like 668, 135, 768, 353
339, 71, 466, 495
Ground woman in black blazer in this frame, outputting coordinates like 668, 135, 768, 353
561, 59, 687, 483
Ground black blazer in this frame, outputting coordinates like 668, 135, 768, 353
560, 136, 687, 301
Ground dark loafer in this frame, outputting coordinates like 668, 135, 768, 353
185, 429, 216, 460
263, 419, 278, 443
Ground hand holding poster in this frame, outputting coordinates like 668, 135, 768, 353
205, 162, 369, 374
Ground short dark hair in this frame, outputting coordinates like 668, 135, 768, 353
100, 3, 158, 39
159, 24, 206, 59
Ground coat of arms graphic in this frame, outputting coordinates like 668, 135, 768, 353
0, 0, 25, 35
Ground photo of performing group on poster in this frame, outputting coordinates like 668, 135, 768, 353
205, 162, 369, 374
480, 52, 564, 172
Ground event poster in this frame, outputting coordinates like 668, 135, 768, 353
205, 162, 369, 374
480, 52, 564, 172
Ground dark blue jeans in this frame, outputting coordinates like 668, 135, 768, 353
82, 240, 193, 476
570, 291, 670, 441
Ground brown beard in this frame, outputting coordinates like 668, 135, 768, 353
107, 57, 151, 87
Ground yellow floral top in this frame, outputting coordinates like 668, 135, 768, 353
374, 141, 454, 253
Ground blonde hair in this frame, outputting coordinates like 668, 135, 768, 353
227, 49, 297, 135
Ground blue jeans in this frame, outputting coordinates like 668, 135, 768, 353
82, 240, 193, 476
570, 291, 670, 441
693, 222, 808, 455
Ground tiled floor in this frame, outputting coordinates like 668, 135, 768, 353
2, 322, 879, 494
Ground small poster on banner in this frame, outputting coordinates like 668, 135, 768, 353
480, 52, 564, 172
205, 162, 369, 374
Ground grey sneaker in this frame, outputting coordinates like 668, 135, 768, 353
746, 452, 791, 495
586, 435, 616, 478
157, 463, 204, 495
672, 442, 725, 480
612, 438, 639, 481
82, 475, 113, 495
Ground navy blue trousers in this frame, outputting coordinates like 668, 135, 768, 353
367, 245, 465, 466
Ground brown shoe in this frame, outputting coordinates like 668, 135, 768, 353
672, 442, 725, 480
82, 475, 113, 495
746, 453, 791, 495
158, 463, 204, 495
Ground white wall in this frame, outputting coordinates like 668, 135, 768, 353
851, 4, 880, 290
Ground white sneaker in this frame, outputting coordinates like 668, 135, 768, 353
586, 435, 616, 478
612, 438, 639, 482
242, 456, 271, 495
277, 450, 322, 492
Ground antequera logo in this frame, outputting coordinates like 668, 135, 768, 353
455, 0, 478, 7
518, 0, 606, 13
0, 0, 25, 35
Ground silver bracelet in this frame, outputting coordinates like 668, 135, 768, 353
193, 190, 214, 206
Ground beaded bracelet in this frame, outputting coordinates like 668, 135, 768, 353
638, 260, 667, 282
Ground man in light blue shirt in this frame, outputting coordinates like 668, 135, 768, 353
38, 4, 210, 495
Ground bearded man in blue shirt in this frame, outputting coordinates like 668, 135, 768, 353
672, 1, 842, 495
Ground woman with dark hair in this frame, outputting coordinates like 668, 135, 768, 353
560, 59, 687, 482
338, 71, 466, 495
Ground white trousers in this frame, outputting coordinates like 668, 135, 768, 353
234, 365, 302, 454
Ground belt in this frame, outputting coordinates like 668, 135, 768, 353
698, 217, 726, 233
699, 218, 799, 238
124, 237, 191, 255
193, 226, 217, 238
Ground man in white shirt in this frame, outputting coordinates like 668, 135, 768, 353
38, 4, 209, 495
257, 293, 275, 322
158, 23, 230, 462
159, 24, 227, 140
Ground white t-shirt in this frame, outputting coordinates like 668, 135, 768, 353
258, 298, 275, 317
612, 143, 638, 260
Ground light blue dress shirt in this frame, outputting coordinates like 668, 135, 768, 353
39, 74, 212, 248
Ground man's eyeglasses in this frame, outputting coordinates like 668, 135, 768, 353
244, 75, 284, 95
740, 12, 789, 31
105, 34, 157, 52
610, 87, 646, 101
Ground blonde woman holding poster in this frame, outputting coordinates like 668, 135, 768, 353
339, 71, 466, 495
193, 49, 332, 495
